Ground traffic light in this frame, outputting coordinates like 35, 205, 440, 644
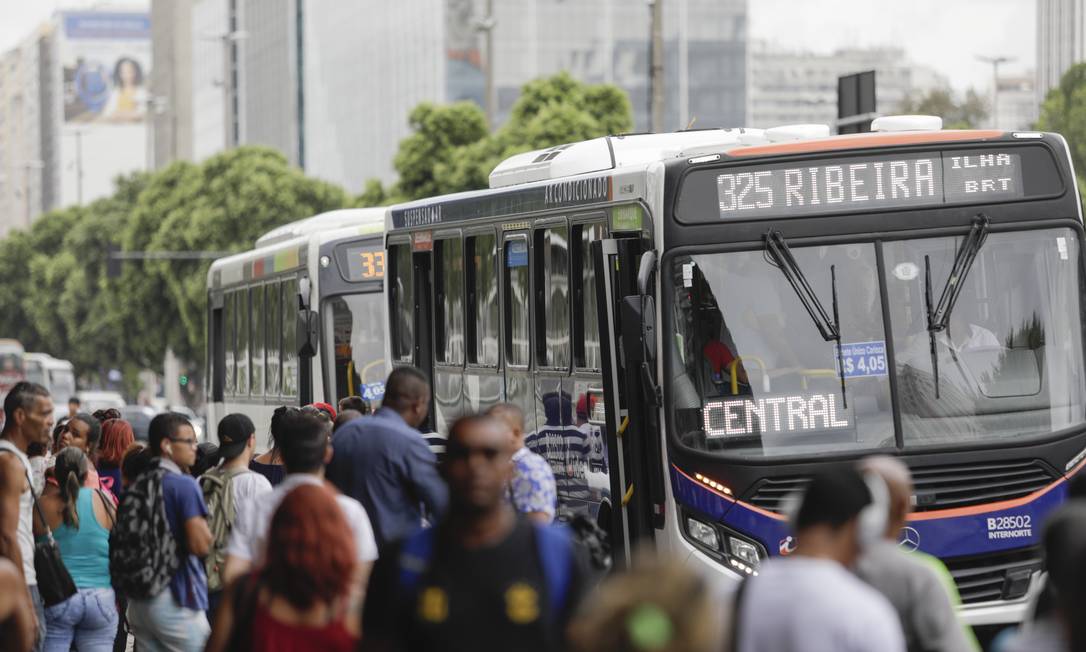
179, 375, 189, 387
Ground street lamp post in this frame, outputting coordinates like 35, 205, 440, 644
977, 55, 1014, 129
475, 4, 497, 129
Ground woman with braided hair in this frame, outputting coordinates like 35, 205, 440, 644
35, 447, 118, 651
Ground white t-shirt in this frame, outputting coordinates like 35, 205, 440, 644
225, 473, 378, 565
737, 556, 905, 652
230, 470, 272, 509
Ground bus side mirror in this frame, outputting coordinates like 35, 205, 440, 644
297, 309, 318, 358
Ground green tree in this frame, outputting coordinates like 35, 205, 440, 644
125, 146, 349, 369
1037, 62, 1086, 190
898, 88, 989, 130
388, 72, 633, 201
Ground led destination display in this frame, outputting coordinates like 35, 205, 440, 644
703, 393, 852, 438
714, 151, 1022, 220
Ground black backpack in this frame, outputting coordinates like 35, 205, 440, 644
109, 466, 179, 599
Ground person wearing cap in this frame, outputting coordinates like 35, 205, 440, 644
199, 414, 272, 618
309, 402, 337, 421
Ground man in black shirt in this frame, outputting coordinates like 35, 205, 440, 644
361, 414, 585, 652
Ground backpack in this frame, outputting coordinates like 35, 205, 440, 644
396, 524, 575, 619
109, 466, 179, 600
199, 466, 248, 592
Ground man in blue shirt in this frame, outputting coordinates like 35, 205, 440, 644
327, 367, 448, 550
127, 413, 213, 652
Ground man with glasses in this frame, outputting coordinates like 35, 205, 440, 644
127, 413, 213, 652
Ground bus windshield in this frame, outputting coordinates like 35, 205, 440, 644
669, 228, 1086, 458
325, 292, 386, 404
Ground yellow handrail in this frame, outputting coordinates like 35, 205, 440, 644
728, 355, 767, 395
346, 360, 355, 396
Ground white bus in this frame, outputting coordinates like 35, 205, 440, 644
206, 208, 389, 438
386, 119, 1085, 626
24, 353, 76, 420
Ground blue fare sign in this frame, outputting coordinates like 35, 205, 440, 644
506, 240, 528, 267
712, 151, 1023, 220
836, 341, 888, 378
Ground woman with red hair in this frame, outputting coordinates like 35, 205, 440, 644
206, 483, 359, 651
96, 418, 134, 497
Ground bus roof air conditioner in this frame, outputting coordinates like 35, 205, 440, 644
871, 115, 943, 132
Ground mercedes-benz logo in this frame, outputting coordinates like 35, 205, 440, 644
898, 526, 920, 552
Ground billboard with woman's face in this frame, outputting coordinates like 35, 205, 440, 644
61, 12, 151, 124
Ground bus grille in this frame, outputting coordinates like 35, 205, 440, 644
909, 460, 1057, 512
943, 547, 1042, 604
745, 459, 1057, 514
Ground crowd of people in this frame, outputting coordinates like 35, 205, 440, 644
0, 367, 1084, 651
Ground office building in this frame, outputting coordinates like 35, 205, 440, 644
150, 0, 193, 169
230, 0, 747, 191
996, 75, 1040, 130
1037, 0, 1086, 104
0, 8, 150, 237
748, 43, 947, 128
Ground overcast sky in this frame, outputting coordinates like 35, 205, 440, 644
0, 0, 1034, 93
748, 0, 1034, 91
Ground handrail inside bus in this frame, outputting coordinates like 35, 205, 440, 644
729, 356, 767, 395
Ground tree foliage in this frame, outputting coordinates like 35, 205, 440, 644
0, 73, 633, 394
0, 147, 347, 387
897, 88, 989, 130
359, 71, 634, 204
1037, 62, 1086, 190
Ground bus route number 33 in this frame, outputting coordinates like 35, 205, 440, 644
360, 250, 385, 279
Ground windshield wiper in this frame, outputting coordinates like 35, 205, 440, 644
764, 230, 847, 407
924, 213, 990, 399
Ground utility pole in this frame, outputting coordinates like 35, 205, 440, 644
976, 55, 1014, 129
477, 0, 497, 129
74, 130, 84, 205
649, 0, 664, 133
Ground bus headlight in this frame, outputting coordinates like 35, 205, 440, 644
729, 537, 761, 568
686, 517, 721, 550
683, 512, 766, 577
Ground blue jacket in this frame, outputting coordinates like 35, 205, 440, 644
327, 408, 448, 550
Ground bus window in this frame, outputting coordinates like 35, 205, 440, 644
435, 239, 465, 365
282, 278, 298, 398
466, 233, 499, 366
251, 283, 264, 398
504, 237, 530, 367
535, 225, 571, 369
266, 281, 281, 396
329, 293, 386, 403
573, 222, 605, 370
224, 290, 236, 396
237, 288, 250, 396
390, 244, 414, 362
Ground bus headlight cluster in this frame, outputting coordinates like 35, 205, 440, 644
683, 515, 765, 577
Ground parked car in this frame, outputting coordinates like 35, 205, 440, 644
119, 405, 156, 441
76, 390, 126, 415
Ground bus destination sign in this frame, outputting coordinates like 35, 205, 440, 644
712, 151, 1023, 220
343, 244, 386, 281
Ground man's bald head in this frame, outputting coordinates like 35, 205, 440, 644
859, 455, 913, 538
382, 367, 431, 428
444, 414, 515, 514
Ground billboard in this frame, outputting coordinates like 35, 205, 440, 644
61, 12, 151, 124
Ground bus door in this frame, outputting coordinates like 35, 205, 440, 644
412, 233, 436, 432
389, 236, 436, 431
592, 236, 666, 567
501, 232, 536, 433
